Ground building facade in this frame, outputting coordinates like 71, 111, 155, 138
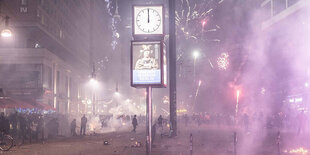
0, 0, 94, 114
261, 0, 310, 113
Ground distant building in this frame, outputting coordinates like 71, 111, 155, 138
0, 0, 94, 114
260, 0, 310, 113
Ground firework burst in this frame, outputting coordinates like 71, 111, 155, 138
175, 0, 223, 41
105, 0, 121, 50
217, 52, 229, 70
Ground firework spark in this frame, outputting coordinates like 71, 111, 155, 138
175, 0, 222, 41
195, 80, 202, 102
217, 52, 229, 70
105, 0, 121, 50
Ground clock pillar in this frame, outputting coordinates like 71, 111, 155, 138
169, 0, 177, 137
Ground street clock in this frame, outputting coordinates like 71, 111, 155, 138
133, 5, 164, 36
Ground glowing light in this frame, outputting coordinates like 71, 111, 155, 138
177, 109, 187, 113
284, 147, 309, 154
236, 90, 240, 103
295, 97, 303, 102
202, 19, 207, 27
305, 82, 309, 87
261, 87, 266, 95
235, 90, 240, 115
198, 80, 202, 86
193, 50, 200, 59
114, 92, 120, 96
89, 78, 99, 89
217, 52, 229, 70
1, 29, 12, 37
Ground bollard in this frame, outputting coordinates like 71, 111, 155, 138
233, 131, 237, 155
277, 131, 280, 155
190, 133, 193, 155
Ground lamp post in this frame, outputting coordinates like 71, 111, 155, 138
90, 64, 97, 115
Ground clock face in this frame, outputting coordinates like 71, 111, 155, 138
136, 8, 161, 33
133, 6, 163, 35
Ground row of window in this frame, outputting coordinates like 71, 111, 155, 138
38, 0, 90, 60
262, 0, 301, 20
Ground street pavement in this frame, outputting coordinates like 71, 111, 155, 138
2, 123, 310, 155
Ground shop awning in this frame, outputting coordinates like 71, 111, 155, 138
0, 97, 35, 109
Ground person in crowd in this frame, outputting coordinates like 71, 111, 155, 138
297, 110, 306, 135
158, 115, 163, 130
80, 115, 87, 136
0, 113, 9, 134
70, 119, 77, 136
243, 113, 249, 131
19, 113, 27, 144
132, 115, 138, 133
184, 114, 189, 127
36, 115, 44, 141
9, 112, 18, 135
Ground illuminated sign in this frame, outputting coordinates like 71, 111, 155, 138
131, 41, 166, 87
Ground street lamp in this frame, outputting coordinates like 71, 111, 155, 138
192, 50, 200, 82
1, 16, 12, 38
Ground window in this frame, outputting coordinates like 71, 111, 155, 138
56, 71, 60, 91
273, 0, 286, 15
288, 0, 300, 7
21, 0, 27, 5
60, 29, 63, 38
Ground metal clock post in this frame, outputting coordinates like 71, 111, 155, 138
132, 5, 165, 155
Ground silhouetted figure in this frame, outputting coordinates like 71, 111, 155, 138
70, 119, 77, 136
0, 113, 9, 134
243, 113, 249, 131
36, 115, 44, 141
158, 115, 163, 129
19, 114, 27, 143
80, 115, 87, 135
132, 115, 138, 133
10, 112, 18, 135
297, 111, 306, 135
184, 114, 189, 127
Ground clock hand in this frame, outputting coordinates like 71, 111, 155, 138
147, 8, 150, 23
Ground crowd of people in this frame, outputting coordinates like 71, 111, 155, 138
178, 110, 308, 134
1, 109, 307, 146
0, 112, 94, 144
